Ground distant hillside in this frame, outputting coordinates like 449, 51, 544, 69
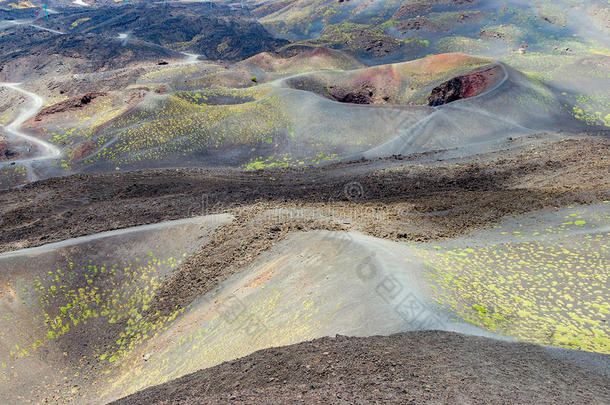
0, 25, 177, 81
0, 2, 289, 79
28, 3, 288, 61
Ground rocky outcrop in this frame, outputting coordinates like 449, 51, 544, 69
427, 65, 500, 106
35, 92, 105, 120
329, 84, 376, 104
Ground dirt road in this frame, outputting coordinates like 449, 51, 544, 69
0, 82, 62, 180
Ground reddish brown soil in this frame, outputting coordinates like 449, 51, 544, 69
287, 54, 493, 106
328, 65, 399, 104
0, 140, 17, 160
34, 92, 106, 120
329, 83, 377, 104
70, 140, 96, 163
428, 65, 501, 106
111, 331, 610, 405
154, 86, 167, 94
246, 47, 359, 70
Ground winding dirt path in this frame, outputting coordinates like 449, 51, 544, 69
6, 19, 64, 35
0, 214, 231, 259
0, 83, 62, 180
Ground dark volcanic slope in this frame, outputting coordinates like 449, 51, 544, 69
0, 7, 37, 20
0, 3, 288, 80
44, 4, 289, 61
1, 137, 608, 253
0, 26, 177, 81
112, 331, 610, 404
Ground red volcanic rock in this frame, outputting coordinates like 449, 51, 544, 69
326, 65, 399, 104
427, 65, 501, 106
35, 92, 106, 120
70, 140, 96, 163
0, 140, 17, 160
329, 83, 375, 104
247, 46, 359, 71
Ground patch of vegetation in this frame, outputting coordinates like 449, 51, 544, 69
571, 93, 610, 127
420, 209, 610, 353
0, 252, 190, 375
71, 17, 91, 28
244, 152, 339, 171
82, 87, 289, 166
